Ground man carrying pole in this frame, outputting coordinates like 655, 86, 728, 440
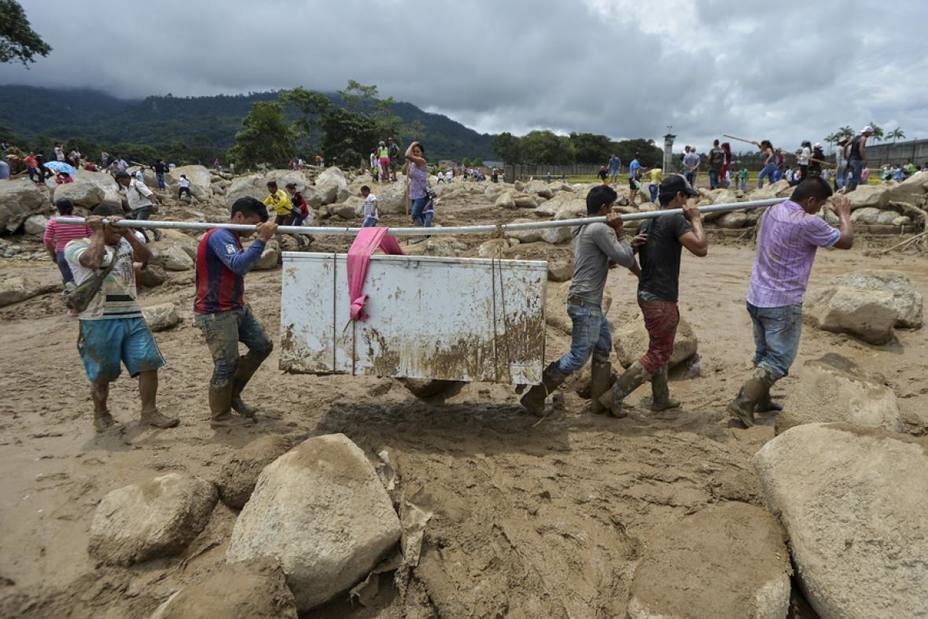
194, 197, 278, 427
727, 178, 853, 427
598, 175, 707, 417
520, 185, 638, 416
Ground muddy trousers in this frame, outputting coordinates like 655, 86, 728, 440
556, 300, 612, 375
195, 306, 273, 386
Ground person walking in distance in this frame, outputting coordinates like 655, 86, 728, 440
378, 141, 392, 183
756, 140, 777, 188
520, 185, 638, 416
727, 178, 854, 427
720, 142, 733, 188
153, 159, 168, 190
628, 153, 642, 206
404, 141, 431, 227
708, 140, 724, 189
609, 154, 621, 183
846, 126, 873, 192
683, 146, 700, 188
116, 171, 162, 241
64, 205, 179, 432
194, 198, 278, 427
598, 175, 707, 416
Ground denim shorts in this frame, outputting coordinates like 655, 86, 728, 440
747, 302, 802, 380
78, 317, 165, 383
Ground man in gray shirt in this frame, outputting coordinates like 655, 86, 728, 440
521, 185, 637, 416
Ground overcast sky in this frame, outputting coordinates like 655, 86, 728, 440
2, 0, 926, 151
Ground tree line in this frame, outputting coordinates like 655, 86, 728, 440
493, 131, 663, 166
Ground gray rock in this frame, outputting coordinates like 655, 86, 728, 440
846, 184, 889, 209
628, 503, 790, 619
778, 354, 901, 433
253, 240, 280, 270
755, 423, 928, 619
539, 224, 572, 244
226, 434, 402, 611
829, 271, 923, 328
150, 242, 195, 271
717, 211, 751, 228
217, 435, 295, 509
151, 558, 298, 619
0, 179, 49, 232
805, 286, 898, 344
546, 252, 574, 282
24, 214, 49, 236
512, 194, 538, 209
143, 303, 181, 332
169, 165, 213, 200
495, 192, 515, 209
88, 473, 217, 566
52, 179, 105, 208
139, 264, 167, 288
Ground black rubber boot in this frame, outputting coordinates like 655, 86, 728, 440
210, 382, 252, 428
597, 361, 651, 418
520, 362, 567, 417
588, 359, 613, 415
650, 365, 680, 412
727, 368, 772, 427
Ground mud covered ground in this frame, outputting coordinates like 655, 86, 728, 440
1, 196, 927, 618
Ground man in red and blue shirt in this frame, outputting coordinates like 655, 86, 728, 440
194, 197, 278, 427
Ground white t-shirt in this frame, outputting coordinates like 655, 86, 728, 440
798, 147, 810, 165
123, 179, 154, 211
363, 194, 379, 220
55, 147, 65, 161
64, 238, 141, 320
179, 177, 190, 188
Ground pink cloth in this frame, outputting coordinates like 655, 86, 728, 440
348, 227, 404, 321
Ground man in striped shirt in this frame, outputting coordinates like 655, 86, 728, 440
728, 178, 853, 427
64, 204, 179, 433
194, 197, 277, 427
44, 199, 91, 286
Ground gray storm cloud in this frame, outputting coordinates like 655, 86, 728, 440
1, 0, 925, 152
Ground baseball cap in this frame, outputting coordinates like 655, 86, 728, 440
659, 174, 699, 198
862, 125, 873, 134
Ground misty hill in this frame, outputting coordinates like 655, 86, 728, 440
0, 85, 496, 162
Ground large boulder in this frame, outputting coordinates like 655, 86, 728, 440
252, 240, 280, 270
216, 434, 295, 509
158, 229, 200, 261
828, 271, 923, 329
627, 503, 790, 619
315, 167, 349, 205
0, 274, 58, 307
512, 193, 539, 209
88, 473, 217, 566
151, 558, 297, 619
0, 179, 48, 232
778, 354, 902, 433
377, 182, 407, 215
546, 252, 574, 282
169, 165, 213, 200
52, 178, 105, 208
846, 184, 889, 209
226, 434, 402, 611
149, 241, 195, 271
65, 170, 123, 206
805, 286, 898, 344
614, 314, 698, 369
755, 424, 928, 619
143, 303, 181, 332
494, 192, 515, 209
539, 223, 572, 244
716, 211, 751, 228
24, 214, 48, 236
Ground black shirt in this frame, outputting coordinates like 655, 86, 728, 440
848, 136, 863, 161
636, 212, 692, 302
154, 161, 167, 174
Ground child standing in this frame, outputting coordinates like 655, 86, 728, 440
739, 168, 749, 191
361, 185, 379, 227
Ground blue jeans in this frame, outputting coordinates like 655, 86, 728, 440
747, 303, 802, 381
56, 251, 74, 284
757, 163, 777, 187
556, 301, 612, 375
685, 171, 696, 188
362, 216, 378, 227
195, 305, 272, 386
410, 197, 429, 226
846, 160, 863, 191
708, 170, 720, 189
78, 317, 165, 383
648, 183, 658, 202
156, 173, 165, 189
835, 165, 847, 190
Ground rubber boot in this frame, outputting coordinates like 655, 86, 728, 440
597, 361, 651, 418
520, 362, 567, 417
588, 359, 613, 415
727, 368, 771, 428
231, 350, 268, 419
650, 365, 680, 412
210, 382, 252, 427
755, 388, 784, 414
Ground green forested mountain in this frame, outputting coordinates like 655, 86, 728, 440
0, 85, 496, 163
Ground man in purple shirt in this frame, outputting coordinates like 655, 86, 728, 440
728, 177, 853, 427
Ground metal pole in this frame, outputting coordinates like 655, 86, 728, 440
54, 197, 783, 238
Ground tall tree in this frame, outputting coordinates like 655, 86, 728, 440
0, 0, 51, 65
520, 130, 575, 165
319, 108, 379, 168
493, 132, 523, 163
867, 121, 884, 142
229, 101, 294, 170
569, 132, 613, 164
887, 127, 905, 143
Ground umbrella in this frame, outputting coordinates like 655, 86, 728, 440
43, 161, 77, 175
